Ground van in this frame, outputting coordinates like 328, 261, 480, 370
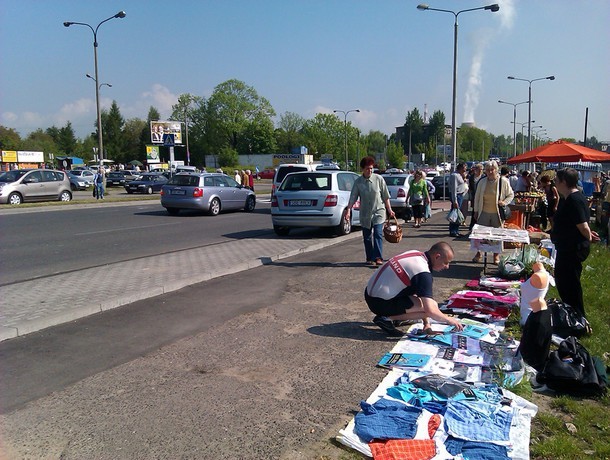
175, 165, 198, 173
272, 163, 315, 195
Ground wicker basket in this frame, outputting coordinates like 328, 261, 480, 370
383, 216, 403, 243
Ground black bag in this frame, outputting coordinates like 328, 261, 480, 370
539, 336, 607, 396
498, 178, 511, 221
403, 205, 413, 221
548, 298, 590, 338
93, 187, 97, 198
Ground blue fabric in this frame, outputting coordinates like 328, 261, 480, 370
354, 398, 422, 442
445, 436, 510, 459
445, 400, 513, 443
362, 222, 383, 261
449, 193, 463, 235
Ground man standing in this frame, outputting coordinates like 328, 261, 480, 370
347, 156, 395, 266
448, 163, 467, 237
365, 242, 464, 336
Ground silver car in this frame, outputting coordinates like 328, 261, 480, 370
0, 169, 72, 205
271, 170, 361, 236
160, 173, 256, 216
382, 173, 412, 217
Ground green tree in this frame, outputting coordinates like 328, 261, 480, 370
457, 124, 493, 162
100, 101, 125, 161
22, 129, 57, 164
404, 108, 424, 158
240, 115, 277, 154
387, 141, 405, 169
205, 79, 276, 153
0, 125, 22, 150
122, 118, 148, 163
302, 113, 345, 162
275, 111, 306, 153
217, 146, 239, 167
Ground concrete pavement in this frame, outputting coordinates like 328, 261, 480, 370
0, 198, 452, 342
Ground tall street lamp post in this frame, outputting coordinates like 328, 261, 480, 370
507, 75, 555, 151
417, 3, 499, 171
498, 100, 529, 157
333, 109, 360, 171
64, 11, 126, 169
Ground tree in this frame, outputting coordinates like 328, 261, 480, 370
0, 125, 22, 150
122, 118, 148, 163
387, 141, 405, 169
58, 122, 77, 155
100, 101, 125, 161
205, 79, 276, 154
457, 124, 493, 162
404, 108, 424, 157
217, 146, 239, 167
275, 111, 305, 153
302, 113, 345, 162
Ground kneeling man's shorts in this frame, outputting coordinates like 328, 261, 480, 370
364, 288, 414, 317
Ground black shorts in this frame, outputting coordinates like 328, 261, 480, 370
364, 288, 414, 317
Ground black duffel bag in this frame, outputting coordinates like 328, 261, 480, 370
548, 298, 590, 339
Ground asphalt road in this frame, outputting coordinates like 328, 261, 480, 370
0, 211, 480, 459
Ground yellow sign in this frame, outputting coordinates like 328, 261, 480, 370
1, 150, 17, 162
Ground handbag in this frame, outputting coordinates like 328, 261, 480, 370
498, 178, 511, 221
383, 216, 403, 243
548, 298, 591, 338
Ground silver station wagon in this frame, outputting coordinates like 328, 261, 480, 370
160, 172, 256, 216
270, 170, 361, 236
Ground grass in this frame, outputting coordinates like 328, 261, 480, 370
514, 242, 610, 460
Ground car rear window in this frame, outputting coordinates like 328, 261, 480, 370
168, 175, 200, 186
384, 176, 407, 186
280, 173, 331, 191
275, 166, 309, 183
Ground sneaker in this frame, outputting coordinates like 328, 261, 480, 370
373, 316, 404, 337
393, 319, 420, 327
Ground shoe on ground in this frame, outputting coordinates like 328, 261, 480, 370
366, 260, 376, 266
373, 315, 404, 337
393, 319, 420, 327
472, 255, 482, 263
375, 258, 384, 266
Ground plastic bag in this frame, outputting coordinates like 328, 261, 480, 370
446, 208, 464, 224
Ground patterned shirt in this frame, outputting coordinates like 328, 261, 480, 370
349, 173, 390, 229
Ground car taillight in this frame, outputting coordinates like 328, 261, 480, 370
324, 194, 338, 207
271, 195, 278, 207
193, 188, 203, 198
397, 188, 406, 198
160, 189, 164, 196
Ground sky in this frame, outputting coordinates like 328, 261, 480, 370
1, 0, 609, 146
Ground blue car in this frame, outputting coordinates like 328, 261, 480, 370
124, 173, 168, 194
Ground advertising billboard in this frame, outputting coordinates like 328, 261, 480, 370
150, 121, 182, 145
146, 145, 160, 163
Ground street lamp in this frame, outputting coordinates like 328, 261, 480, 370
64, 11, 126, 168
498, 100, 529, 158
511, 120, 535, 155
417, 3, 499, 171
333, 109, 360, 171
533, 128, 547, 148
507, 75, 555, 151
86, 73, 112, 90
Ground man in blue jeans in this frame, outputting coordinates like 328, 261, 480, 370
94, 169, 105, 200
347, 156, 395, 266
448, 163, 467, 237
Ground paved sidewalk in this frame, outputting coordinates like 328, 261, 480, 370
0, 199, 453, 342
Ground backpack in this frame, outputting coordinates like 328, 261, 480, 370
539, 336, 607, 397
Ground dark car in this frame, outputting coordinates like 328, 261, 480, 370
160, 173, 255, 216
124, 173, 168, 194
432, 174, 450, 200
106, 171, 127, 187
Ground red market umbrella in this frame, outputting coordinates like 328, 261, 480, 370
507, 140, 610, 164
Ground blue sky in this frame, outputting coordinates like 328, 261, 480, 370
1, 0, 609, 145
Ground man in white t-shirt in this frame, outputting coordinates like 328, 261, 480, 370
365, 241, 464, 336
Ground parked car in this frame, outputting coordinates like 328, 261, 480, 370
271, 170, 361, 236
120, 170, 139, 182
124, 173, 168, 194
272, 163, 316, 196
66, 171, 89, 191
258, 168, 276, 180
382, 172, 412, 218
160, 173, 256, 216
431, 174, 450, 200
0, 169, 72, 205
69, 169, 96, 185
106, 171, 127, 187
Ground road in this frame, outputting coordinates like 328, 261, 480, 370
0, 207, 478, 459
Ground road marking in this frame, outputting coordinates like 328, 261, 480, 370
75, 222, 181, 236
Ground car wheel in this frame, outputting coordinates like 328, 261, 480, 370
244, 195, 256, 212
146, 186, 153, 194
166, 207, 180, 216
59, 191, 72, 202
274, 225, 290, 236
336, 209, 352, 236
8, 192, 23, 205
209, 198, 221, 216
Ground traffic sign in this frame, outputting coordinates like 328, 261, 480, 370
163, 133, 175, 146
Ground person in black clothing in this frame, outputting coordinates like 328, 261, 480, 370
550, 168, 599, 318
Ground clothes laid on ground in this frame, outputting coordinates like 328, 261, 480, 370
354, 398, 422, 442
518, 309, 552, 372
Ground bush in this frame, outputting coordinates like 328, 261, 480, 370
218, 147, 238, 167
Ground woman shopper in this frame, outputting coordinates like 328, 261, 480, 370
406, 170, 429, 229
347, 156, 395, 266
539, 175, 559, 231
551, 168, 599, 318
471, 161, 514, 264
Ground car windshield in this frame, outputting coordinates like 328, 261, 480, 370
0, 170, 28, 183
280, 173, 331, 191
276, 166, 309, 183
168, 175, 200, 186
139, 175, 157, 181
383, 176, 407, 186
70, 170, 83, 176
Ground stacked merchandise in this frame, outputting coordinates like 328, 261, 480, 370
336, 281, 539, 459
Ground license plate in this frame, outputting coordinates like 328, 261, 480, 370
172, 189, 186, 195
289, 200, 312, 206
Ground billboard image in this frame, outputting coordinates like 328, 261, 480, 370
150, 121, 182, 145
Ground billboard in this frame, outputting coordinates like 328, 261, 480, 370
150, 121, 182, 145
146, 145, 160, 163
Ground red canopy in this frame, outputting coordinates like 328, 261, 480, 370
507, 140, 610, 164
